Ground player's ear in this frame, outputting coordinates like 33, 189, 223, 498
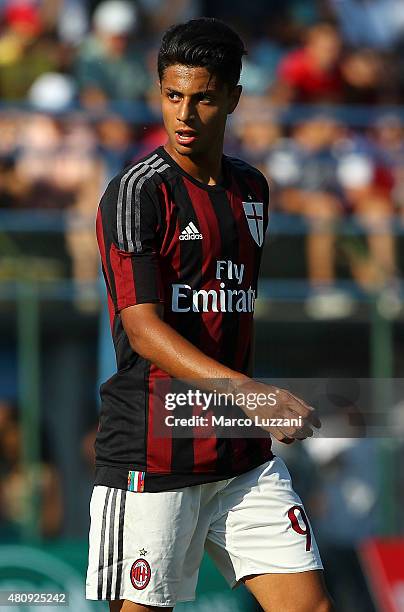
228, 85, 242, 115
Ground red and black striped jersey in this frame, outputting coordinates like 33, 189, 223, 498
95, 145, 273, 492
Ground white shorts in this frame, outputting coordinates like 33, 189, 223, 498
86, 456, 323, 607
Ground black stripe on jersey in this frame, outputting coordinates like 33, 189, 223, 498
175, 176, 204, 341
97, 487, 111, 599
170, 175, 204, 474
208, 190, 240, 367
208, 189, 240, 474
106, 488, 118, 599
114, 489, 127, 599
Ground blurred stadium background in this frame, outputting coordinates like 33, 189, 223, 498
0, 0, 404, 610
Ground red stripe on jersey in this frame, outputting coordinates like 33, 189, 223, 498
159, 182, 179, 258
109, 243, 137, 312
168, 214, 181, 283
183, 177, 220, 471
158, 182, 182, 330
144, 183, 177, 475
146, 364, 172, 473
96, 208, 116, 330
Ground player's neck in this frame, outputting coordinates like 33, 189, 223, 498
164, 143, 224, 186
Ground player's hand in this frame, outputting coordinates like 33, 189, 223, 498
233, 380, 321, 444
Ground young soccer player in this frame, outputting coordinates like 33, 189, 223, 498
86, 17, 333, 612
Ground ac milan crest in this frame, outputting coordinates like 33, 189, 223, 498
242, 201, 264, 246
130, 558, 151, 590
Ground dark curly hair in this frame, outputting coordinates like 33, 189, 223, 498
158, 17, 247, 90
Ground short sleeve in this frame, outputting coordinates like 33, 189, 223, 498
96, 173, 164, 313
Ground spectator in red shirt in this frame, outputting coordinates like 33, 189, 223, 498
277, 23, 343, 103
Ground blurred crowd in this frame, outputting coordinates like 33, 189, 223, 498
0, 4, 403, 610
0, 0, 404, 292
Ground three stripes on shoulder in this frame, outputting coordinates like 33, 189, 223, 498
116, 153, 204, 250
116, 153, 170, 253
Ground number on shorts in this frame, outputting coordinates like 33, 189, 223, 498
287, 505, 311, 551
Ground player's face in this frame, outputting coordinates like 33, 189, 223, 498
160, 64, 241, 159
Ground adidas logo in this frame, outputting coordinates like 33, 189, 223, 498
179, 221, 203, 241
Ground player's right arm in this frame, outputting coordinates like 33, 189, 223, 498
97, 172, 319, 443
121, 303, 319, 443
